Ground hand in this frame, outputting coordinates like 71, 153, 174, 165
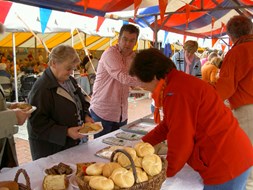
84, 115, 94, 123
67, 126, 85, 140
15, 109, 31, 125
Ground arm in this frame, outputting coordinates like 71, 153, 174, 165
102, 49, 141, 86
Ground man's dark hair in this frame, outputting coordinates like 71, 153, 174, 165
119, 24, 140, 38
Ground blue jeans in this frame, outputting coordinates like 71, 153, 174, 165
204, 167, 252, 190
90, 109, 127, 138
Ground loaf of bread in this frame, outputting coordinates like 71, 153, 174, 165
134, 142, 155, 157
117, 147, 137, 167
89, 176, 114, 190
130, 167, 148, 183
43, 174, 68, 190
110, 167, 134, 188
0, 181, 19, 190
133, 156, 142, 168
86, 163, 105, 176
142, 154, 162, 176
102, 162, 121, 178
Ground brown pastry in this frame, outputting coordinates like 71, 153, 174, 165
79, 122, 102, 134
16, 103, 32, 110
0, 181, 19, 190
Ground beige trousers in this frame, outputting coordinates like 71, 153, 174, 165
233, 104, 253, 190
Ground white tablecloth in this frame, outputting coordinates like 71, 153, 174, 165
0, 130, 203, 190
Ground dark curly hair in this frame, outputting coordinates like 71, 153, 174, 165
129, 48, 176, 82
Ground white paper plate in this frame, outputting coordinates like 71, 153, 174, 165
69, 175, 79, 189
78, 122, 103, 136
43, 163, 76, 178
25, 106, 37, 114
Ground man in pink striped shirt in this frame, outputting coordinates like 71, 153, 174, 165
90, 24, 142, 138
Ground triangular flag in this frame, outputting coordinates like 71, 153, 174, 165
0, 1, 12, 23
134, 0, 142, 18
212, 38, 218, 47
159, 0, 168, 21
211, 17, 216, 29
83, 0, 89, 11
185, 4, 191, 29
221, 44, 226, 52
96, 16, 105, 32
183, 35, 187, 44
40, 8, 52, 34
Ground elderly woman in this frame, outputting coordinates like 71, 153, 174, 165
171, 40, 201, 77
27, 45, 93, 160
129, 48, 253, 190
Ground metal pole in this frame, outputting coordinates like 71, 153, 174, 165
12, 33, 18, 102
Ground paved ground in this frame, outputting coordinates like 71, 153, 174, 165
14, 97, 152, 165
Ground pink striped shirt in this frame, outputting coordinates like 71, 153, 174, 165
90, 44, 141, 122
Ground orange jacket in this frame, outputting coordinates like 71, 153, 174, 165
215, 35, 253, 109
143, 69, 253, 185
201, 63, 219, 84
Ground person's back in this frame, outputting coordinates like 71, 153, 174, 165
214, 15, 253, 190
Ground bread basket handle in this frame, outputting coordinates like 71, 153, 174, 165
110, 149, 138, 183
14, 169, 31, 190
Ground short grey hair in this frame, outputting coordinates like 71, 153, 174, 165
226, 15, 253, 39
48, 44, 80, 66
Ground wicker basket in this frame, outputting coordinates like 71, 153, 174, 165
76, 149, 167, 190
14, 169, 31, 190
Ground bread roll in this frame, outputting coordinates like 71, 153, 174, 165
134, 142, 155, 157
102, 162, 121, 178
130, 167, 148, 183
86, 163, 105, 176
117, 147, 137, 167
133, 156, 142, 168
89, 176, 114, 190
43, 174, 68, 190
142, 154, 162, 176
110, 167, 134, 188
0, 181, 18, 190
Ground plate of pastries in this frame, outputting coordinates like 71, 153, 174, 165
78, 122, 103, 135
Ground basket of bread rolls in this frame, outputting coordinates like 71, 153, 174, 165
75, 142, 167, 190
0, 169, 31, 190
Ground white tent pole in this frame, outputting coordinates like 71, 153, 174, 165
71, 30, 74, 47
12, 33, 18, 102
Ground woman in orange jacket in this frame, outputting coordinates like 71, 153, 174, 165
129, 48, 253, 190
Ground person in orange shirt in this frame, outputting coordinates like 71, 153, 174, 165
201, 56, 222, 85
129, 48, 253, 190
214, 15, 253, 190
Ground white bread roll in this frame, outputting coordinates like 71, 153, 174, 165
133, 156, 142, 168
102, 162, 122, 178
130, 167, 148, 183
89, 176, 114, 190
86, 163, 105, 176
43, 174, 68, 190
142, 154, 162, 176
117, 147, 137, 167
134, 142, 155, 157
110, 167, 135, 188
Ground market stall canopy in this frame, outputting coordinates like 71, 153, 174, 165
5, 0, 253, 38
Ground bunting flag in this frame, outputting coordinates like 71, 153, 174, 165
96, 16, 105, 32
134, 0, 142, 18
40, 8, 52, 34
83, 0, 89, 11
220, 22, 226, 36
0, 1, 12, 23
159, 0, 168, 21
211, 17, 216, 29
183, 34, 186, 44
221, 43, 226, 52
185, 4, 191, 29
212, 38, 218, 47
